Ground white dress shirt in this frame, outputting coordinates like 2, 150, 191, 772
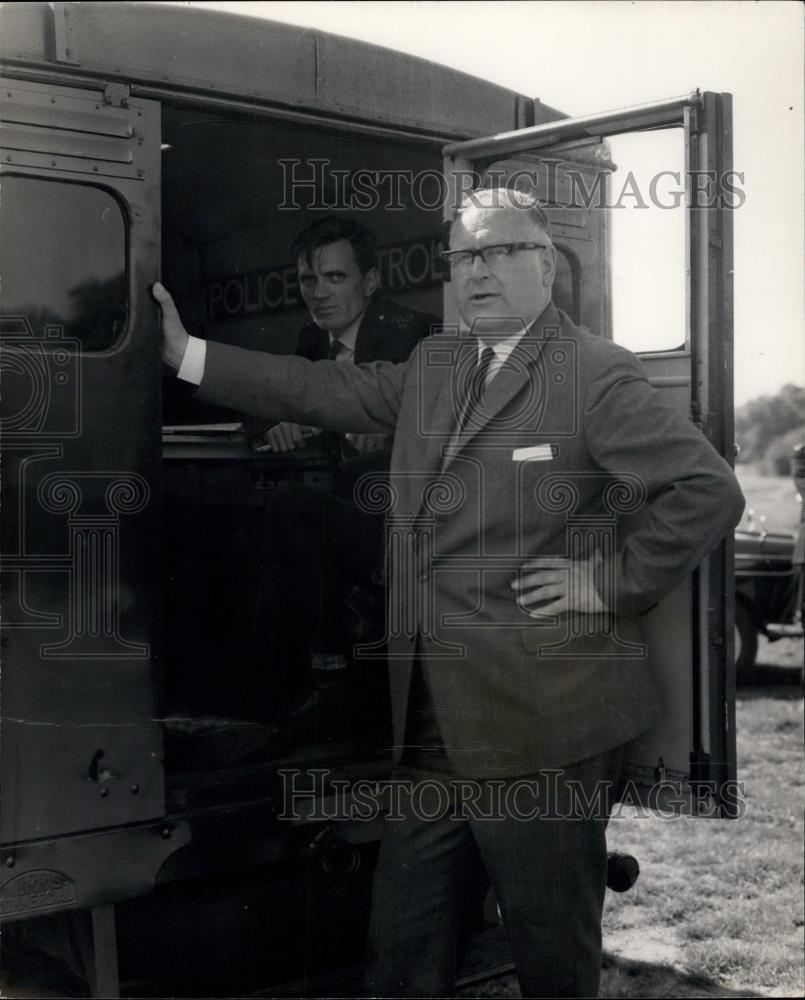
476, 329, 530, 387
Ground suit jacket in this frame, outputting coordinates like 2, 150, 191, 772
197, 303, 745, 777
295, 293, 435, 367
280, 294, 435, 489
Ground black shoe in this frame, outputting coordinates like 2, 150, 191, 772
606, 851, 640, 892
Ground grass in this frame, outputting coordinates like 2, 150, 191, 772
603, 658, 804, 998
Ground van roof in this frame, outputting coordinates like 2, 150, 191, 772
0, 1, 565, 138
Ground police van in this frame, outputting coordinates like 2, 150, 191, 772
0, 2, 737, 995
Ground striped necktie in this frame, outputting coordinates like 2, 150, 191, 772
458, 346, 496, 431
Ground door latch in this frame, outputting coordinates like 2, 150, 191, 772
103, 83, 130, 108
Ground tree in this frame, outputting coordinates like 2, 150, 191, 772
735, 384, 805, 467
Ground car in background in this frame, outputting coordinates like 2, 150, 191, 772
734, 445, 804, 681
735, 525, 802, 679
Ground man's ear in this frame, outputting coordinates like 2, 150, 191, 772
363, 267, 380, 298
541, 246, 557, 289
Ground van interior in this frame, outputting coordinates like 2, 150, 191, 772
157, 103, 446, 781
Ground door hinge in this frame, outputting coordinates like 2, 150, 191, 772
690, 400, 704, 426
53, 2, 80, 65
104, 83, 131, 109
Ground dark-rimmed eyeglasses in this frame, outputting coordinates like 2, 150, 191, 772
440, 242, 551, 272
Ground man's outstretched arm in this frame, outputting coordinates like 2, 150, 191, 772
154, 283, 407, 435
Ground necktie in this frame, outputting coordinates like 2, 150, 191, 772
459, 346, 496, 431
328, 338, 344, 361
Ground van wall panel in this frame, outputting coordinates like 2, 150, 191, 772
2, 4, 529, 140
0, 1, 51, 63
316, 33, 521, 136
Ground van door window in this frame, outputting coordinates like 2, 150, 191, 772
0, 176, 127, 351
607, 128, 686, 353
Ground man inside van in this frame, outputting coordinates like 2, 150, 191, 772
154, 187, 744, 998
187, 216, 435, 726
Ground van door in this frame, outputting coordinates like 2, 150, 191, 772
0, 79, 164, 842
440, 92, 737, 816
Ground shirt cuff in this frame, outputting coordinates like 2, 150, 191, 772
177, 335, 206, 385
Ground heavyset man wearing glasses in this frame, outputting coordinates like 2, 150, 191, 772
155, 187, 743, 998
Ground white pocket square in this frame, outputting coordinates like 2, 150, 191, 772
511, 444, 556, 462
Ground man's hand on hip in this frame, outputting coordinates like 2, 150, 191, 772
152, 282, 189, 370
511, 553, 608, 617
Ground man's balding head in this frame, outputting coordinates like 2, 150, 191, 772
446, 187, 556, 334
450, 187, 553, 246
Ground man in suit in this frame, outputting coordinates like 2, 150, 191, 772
245, 217, 435, 717
155, 188, 744, 997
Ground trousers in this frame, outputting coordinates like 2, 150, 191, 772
364, 745, 623, 998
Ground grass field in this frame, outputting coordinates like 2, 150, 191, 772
602, 644, 804, 999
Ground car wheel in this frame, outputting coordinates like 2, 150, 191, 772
735, 600, 758, 683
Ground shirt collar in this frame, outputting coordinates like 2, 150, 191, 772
328, 310, 363, 356
474, 300, 559, 363
476, 328, 529, 364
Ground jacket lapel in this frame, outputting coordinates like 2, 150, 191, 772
354, 297, 381, 365
440, 304, 561, 468
400, 338, 475, 519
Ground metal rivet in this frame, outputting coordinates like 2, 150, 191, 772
65, 48, 71, 57
51, 160, 57, 167
93, 166, 98, 172
4, 856, 15, 868
161, 826, 172, 839
131, 784, 140, 795
50, 97, 56, 103
100, 787, 109, 798
137, 169, 143, 177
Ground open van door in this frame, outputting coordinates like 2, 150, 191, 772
441, 92, 737, 816
0, 76, 174, 898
